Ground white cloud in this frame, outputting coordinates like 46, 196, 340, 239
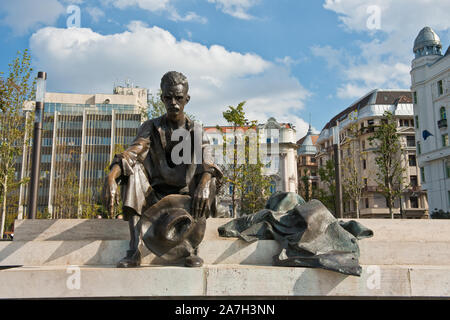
30, 22, 310, 138
0, 0, 64, 35
320, 0, 450, 99
107, 0, 171, 11
104, 0, 207, 23
207, 0, 260, 20
86, 7, 105, 23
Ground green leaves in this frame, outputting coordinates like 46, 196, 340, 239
368, 111, 406, 218
0, 50, 35, 236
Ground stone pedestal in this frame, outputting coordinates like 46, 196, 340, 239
1, 218, 449, 298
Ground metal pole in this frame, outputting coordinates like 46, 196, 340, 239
333, 121, 344, 218
27, 71, 47, 219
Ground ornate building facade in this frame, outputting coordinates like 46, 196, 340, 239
204, 117, 298, 216
316, 89, 428, 218
296, 124, 319, 201
410, 26, 450, 213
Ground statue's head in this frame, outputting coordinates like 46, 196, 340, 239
160, 71, 190, 123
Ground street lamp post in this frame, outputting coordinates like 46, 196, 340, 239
333, 121, 344, 218
27, 71, 47, 219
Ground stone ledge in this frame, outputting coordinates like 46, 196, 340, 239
2, 239, 449, 267
13, 218, 450, 242
1, 264, 449, 298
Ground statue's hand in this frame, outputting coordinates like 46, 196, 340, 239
192, 173, 212, 219
102, 165, 121, 216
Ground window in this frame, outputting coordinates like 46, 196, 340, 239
410, 197, 419, 209
409, 155, 417, 166
302, 157, 307, 165
440, 107, 447, 120
365, 198, 369, 208
410, 175, 418, 187
413, 92, 418, 104
362, 140, 366, 150
229, 185, 234, 195
438, 80, 444, 96
363, 159, 367, 170
310, 157, 316, 163
417, 142, 421, 154
320, 158, 323, 166
446, 162, 450, 179
407, 136, 416, 147
415, 115, 419, 129
420, 167, 425, 183
442, 134, 449, 147
364, 178, 368, 187
368, 119, 374, 126
270, 181, 276, 194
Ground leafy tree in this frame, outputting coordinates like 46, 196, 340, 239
237, 131, 272, 215
221, 102, 248, 217
146, 91, 166, 120
368, 111, 406, 219
318, 159, 336, 214
0, 50, 35, 238
52, 146, 80, 219
299, 175, 311, 202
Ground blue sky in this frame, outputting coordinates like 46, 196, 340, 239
0, 0, 449, 138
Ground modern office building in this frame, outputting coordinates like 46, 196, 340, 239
316, 89, 428, 218
204, 117, 298, 216
410, 26, 450, 213
296, 124, 319, 201
17, 86, 147, 219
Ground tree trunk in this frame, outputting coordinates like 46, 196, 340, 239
356, 199, 360, 219
389, 198, 394, 219
0, 176, 8, 239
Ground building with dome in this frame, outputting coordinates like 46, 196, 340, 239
410, 26, 450, 214
296, 124, 319, 201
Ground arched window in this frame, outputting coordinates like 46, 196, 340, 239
440, 107, 447, 120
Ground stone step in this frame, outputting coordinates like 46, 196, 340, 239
1, 238, 450, 267
13, 218, 450, 242
0, 264, 449, 298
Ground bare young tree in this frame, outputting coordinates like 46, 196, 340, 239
341, 113, 366, 218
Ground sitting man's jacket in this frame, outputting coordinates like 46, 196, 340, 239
110, 114, 222, 219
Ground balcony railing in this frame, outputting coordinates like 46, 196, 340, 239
438, 119, 447, 129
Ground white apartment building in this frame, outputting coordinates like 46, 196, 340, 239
316, 90, 428, 219
410, 26, 450, 213
204, 117, 298, 216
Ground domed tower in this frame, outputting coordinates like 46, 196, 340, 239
413, 26, 443, 59
411, 27, 443, 95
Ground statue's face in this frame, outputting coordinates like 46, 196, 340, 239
161, 84, 190, 123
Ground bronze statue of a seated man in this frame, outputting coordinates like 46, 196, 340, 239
103, 71, 222, 268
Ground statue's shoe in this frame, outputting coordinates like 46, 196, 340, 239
184, 255, 204, 268
117, 250, 141, 268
